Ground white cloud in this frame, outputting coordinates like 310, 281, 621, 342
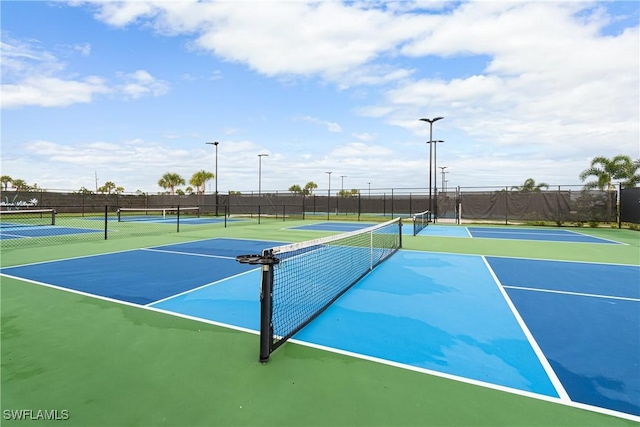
0, 35, 171, 108
352, 132, 378, 142
296, 116, 344, 133
116, 69, 170, 99
3, 1, 638, 190
2, 76, 110, 108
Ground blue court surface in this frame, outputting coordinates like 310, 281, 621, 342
411, 225, 622, 244
0, 226, 100, 240
467, 227, 620, 244
1, 240, 638, 418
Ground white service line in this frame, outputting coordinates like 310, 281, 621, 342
482, 256, 571, 402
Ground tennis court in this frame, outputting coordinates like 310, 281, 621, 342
0, 226, 101, 240
0, 209, 103, 240
1, 220, 639, 426
412, 224, 623, 244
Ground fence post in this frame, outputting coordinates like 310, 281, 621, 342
618, 182, 622, 229
104, 205, 108, 240
504, 186, 508, 225
391, 189, 394, 218
556, 186, 561, 226
383, 193, 386, 217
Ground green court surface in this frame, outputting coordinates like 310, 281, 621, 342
2, 220, 639, 427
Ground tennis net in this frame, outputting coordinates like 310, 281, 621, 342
238, 217, 402, 362
117, 207, 200, 222
0, 209, 56, 228
412, 210, 430, 236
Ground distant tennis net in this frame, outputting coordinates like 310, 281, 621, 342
117, 207, 200, 222
238, 217, 402, 362
0, 209, 56, 228
412, 210, 430, 236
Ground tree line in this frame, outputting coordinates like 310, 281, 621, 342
1, 155, 637, 195
511, 155, 639, 192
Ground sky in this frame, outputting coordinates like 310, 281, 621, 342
1, 0, 639, 195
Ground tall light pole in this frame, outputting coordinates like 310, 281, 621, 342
439, 166, 448, 195
325, 171, 332, 220
419, 117, 444, 215
206, 141, 219, 215
432, 140, 444, 221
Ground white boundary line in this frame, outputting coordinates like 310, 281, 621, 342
2, 268, 640, 423
562, 228, 630, 245
283, 338, 640, 423
146, 267, 259, 306
0, 247, 143, 269
481, 256, 571, 401
399, 247, 640, 268
503, 285, 640, 302
0, 272, 259, 336
0, 237, 289, 270
140, 247, 236, 260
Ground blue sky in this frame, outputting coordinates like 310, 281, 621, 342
1, 1, 638, 194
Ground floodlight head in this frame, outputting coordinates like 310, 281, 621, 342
419, 116, 444, 124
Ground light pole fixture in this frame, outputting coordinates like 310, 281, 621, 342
439, 166, 448, 195
325, 171, 332, 220
432, 140, 444, 191
431, 140, 444, 221
419, 116, 444, 213
339, 175, 347, 215
206, 141, 219, 215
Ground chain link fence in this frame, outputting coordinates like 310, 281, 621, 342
1, 184, 635, 248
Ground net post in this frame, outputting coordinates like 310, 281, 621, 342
177, 205, 180, 233
399, 218, 403, 248
259, 250, 275, 363
104, 205, 108, 240
51, 209, 56, 226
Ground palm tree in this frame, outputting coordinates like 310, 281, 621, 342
11, 179, 28, 191
579, 155, 635, 190
289, 184, 303, 194
98, 181, 117, 194
189, 170, 215, 194
304, 181, 318, 196
511, 178, 549, 192
158, 172, 185, 195
1, 175, 12, 191
620, 158, 640, 188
